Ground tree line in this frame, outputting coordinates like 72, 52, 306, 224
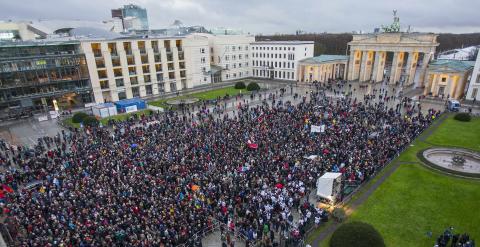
256, 33, 480, 57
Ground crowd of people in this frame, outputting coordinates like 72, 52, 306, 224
434, 227, 475, 247
0, 84, 440, 246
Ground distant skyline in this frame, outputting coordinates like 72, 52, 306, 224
1, 0, 479, 34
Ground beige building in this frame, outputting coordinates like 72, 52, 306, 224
423, 59, 474, 99
200, 34, 254, 82
81, 36, 211, 103
297, 55, 348, 83
347, 33, 438, 86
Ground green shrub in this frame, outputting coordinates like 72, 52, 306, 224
83, 116, 99, 127
234, 81, 246, 89
454, 112, 471, 122
330, 221, 385, 247
332, 207, 346, 222
246, 82, 260, 91
72, 112, 88, 123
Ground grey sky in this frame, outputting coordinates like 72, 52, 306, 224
1, 0, 479, 34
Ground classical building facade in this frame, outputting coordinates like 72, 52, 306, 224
251, 41, 314, 81
423, 59, 474, 99
347, 33, 438, 86
81, 36, 211, 103
465, 53, 480, 101
297, 55, 348, 83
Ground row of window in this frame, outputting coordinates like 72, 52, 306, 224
252, 53, 295, 60
225, 62, 249, 70
223, 54, 249, 61
252, 46, 298, 51
252, 60, 295, 69
91, 40, 182, 56
224, 45, 249, 52
224, 71, 249, 80
253, 69, 295, 80
99, 71, 186, 89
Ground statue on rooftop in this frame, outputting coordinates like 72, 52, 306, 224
382, 10, 401, 33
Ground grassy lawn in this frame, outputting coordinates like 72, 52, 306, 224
62, 109, 153, 128
149, 86, 248, 107
62, 117, 80, 129
349, 164, 480, 247
99, 109, 152, 125
311, 115, 480, 246
426, 116, 480, 151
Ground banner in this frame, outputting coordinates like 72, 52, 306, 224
311, 125, 321, 133
125, 105, 138, 113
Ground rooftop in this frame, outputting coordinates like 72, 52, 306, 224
251, 41, 314, 45
428, 59, 475, 72
299, 55, 348, 64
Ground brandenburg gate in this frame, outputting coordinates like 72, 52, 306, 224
347, 32, 439, 86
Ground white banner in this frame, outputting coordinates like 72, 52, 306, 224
125, 105, 138, 113
320, 124, 325, 133
311, 125, 321, 133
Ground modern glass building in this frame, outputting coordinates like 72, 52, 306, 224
0, 41, 93, 114
111, 4, 149, 31
122, 4, 149, 30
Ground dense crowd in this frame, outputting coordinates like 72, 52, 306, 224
0, 86, 439, 246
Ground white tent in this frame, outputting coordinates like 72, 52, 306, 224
92, 103, 117, 118
316, 172, 342, 202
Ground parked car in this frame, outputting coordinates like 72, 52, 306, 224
447, 99, 461, 112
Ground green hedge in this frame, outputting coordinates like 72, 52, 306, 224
330, 221, 385, 247
234, 81, 246, 89
72, 112, 88, 123
247, 82, 260, 91
454, 113, 471, 122
83, 116, 99, 127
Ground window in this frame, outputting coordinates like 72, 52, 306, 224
118, 91, 127, 100
471, 88, 478, 99
158, 83, 165, 93
441, 77, 447, 82
146, 85, 153, 95
131, 86, 140, 97
284, 54, 286, 59
225, 55, 230, 61
200, 48, 205, 53
116, 78, 124, 87
201, 57, 206, 63
233, 63, 236, 69
293, 47, 295, 51
239, 54, 243, 59
476, 74, 480, 84
232, 46, 236, 51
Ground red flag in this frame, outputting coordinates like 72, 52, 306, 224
2, 185, 13, 193
275, 183, 284, 189
0, 191, 4, 199
247, 143, 258, 149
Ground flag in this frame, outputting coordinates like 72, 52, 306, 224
191, 185, 200, 191
275, 183, 284, 189
247, 140, 258, 149
2, 184, 13, 193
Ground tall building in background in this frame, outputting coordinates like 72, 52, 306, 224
111, 4, 149, 31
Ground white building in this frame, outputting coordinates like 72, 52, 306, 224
196, 34, 254, 82
81, 36, 210, 103
251, 41, 314, 81
466, 53, 480, 101
438, 46, 479, 61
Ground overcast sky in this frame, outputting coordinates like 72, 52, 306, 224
1, 0, 479, 34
